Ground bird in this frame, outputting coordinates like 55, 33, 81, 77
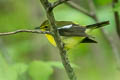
35, 20, 109, 50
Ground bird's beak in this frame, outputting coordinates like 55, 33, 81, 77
35, 26, 40, 29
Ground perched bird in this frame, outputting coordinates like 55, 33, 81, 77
35, 20, 109, 50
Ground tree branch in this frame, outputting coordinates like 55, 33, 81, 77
112, 0, 120, 38
40, 0, 77, 80
66, 1, 95, 18
67, 0, 120, 70
88, 0, 120, 69
87, 0, 98, 21
0, 29, 50, 36
52, 0, 69, 9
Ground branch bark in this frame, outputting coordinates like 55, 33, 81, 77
40, 0, 77, 80
112, 0, 120, 38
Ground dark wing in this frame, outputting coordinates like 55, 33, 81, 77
58, 24, 88, 37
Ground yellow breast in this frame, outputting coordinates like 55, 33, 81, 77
45, 34, 83, 50
45, 34, 57, 47
62, 37, 84, 50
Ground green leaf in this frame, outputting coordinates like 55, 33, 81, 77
47, 61, 79, 69
28, 61, 53, 80
47, 61, 64, 69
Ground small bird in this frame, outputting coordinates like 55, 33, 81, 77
35, 20, 109, 50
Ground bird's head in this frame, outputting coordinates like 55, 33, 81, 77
35, 20, 50, 31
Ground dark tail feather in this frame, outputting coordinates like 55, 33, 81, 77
86, 21, 109, 29
80, 37, 97, 43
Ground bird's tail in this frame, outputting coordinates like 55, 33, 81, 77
86, 21, 109, 29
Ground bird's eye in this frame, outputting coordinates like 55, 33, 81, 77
44, 26, 48, 28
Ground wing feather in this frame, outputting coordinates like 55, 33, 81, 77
58, 24, 88, 37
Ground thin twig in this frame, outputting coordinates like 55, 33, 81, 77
66, 0, 120, 70
88, 0, 120, 69
87, 0, 98, 21
0, 29, 50, 36
40, 0, 77, 80
112, 0, 120, 38
52, 0, 69, 9
66, 1, 94, 18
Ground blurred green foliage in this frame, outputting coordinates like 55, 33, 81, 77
113, 2, 120, 12
94, 0, 112, 5
0, 53, 28, 80
28, 61, 53, 80
0, 0, 120, 80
